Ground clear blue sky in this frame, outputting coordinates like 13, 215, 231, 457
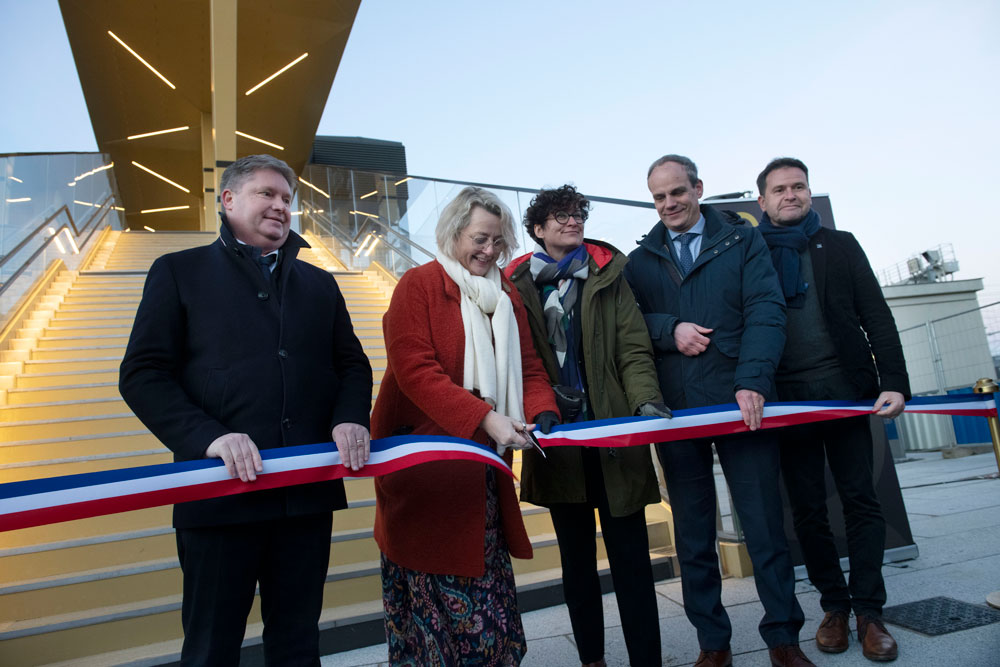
3, 0, 998, 298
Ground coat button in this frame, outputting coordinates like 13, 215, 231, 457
725, 241, 730, 246
714, 249, 719, 254
735, 235, 740, 240
282, 417, 291, 429
258, 290, 269, 300
278, 349, 288, 358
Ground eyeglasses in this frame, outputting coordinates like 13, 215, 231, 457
464, 233, 507, 250
550, 211, 587, 225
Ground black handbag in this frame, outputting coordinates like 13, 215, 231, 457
552, 384, 586, 422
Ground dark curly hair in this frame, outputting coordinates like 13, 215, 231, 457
523, 184, 590, 244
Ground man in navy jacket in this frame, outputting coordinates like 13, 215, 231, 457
120, 154, 373, 666
625, 155, 811, 667
757, 157, 909, 662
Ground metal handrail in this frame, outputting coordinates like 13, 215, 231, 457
303, 207, 431, 273
398, 173, 656, 210
303, 206, 355, 248
0, 198, 115, 297
298, 166, 660, 277
352, 216, 434, 261
0, 196, 112, 268
355, 228, 421, 271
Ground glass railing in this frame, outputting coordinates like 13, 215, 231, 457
295, 165, 658, 278
1, 152, 124, 327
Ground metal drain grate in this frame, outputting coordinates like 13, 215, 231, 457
882, 596, 1000, 636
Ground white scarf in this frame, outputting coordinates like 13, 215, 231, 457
436, 254, 525, 423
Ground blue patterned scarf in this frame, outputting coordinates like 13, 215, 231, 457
758, 209, 822, 308
529, 243, 589, 395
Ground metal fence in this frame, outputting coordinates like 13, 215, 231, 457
895, 300, 1000, 451
897, 301, 999, 396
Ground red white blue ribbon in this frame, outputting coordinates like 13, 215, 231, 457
0, 436, 508, 533
536, 394, 998, 448
1, 395, 994, 532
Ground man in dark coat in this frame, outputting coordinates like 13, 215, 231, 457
624, 155, 812, 667
119, 154, 373, 666
756, 157, 910, 662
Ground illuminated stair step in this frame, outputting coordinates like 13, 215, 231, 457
31, 346, 125, 361
39, 326, 133, 337
48, 316, 135, 328
2, 413, 145, 440
0, 450, 171, 484
0, 528, 177, 585
33, 335, 131, 349
16, 369, 119, 389
22, 358, 124, 373
0, 397, 129, 421
0, 431, 159, 462
6, 383, 122, 404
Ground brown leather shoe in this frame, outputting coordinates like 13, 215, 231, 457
857, 614, 898, 661
769, 644, 816, 666
815, 610, 850, 653
694, 649, 733, 667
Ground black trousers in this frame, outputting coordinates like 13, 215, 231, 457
175, 512, 333, 666
778, 376, 888, 616
546, 449, 660, 666
657, 431, 804, 650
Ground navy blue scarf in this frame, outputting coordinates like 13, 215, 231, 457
757, 209, 821, 308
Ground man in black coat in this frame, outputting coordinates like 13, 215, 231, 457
120, 154, 373, 666
625, 155, 812, 667
756, 157, 910, 662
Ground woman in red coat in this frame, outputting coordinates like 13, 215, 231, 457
371, 186, 559, 665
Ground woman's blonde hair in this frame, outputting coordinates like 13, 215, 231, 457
435, 186, 518, 265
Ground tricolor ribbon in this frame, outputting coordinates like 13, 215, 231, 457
1, 395, 994, 532
536, 394, 997, 448
0, 436, 507, 533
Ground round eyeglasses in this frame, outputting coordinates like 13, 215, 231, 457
464, 233, 507, 250
550, 211, 587, 225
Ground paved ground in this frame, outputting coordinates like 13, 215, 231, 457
325, 451, 1000, 666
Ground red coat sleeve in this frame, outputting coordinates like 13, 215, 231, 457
380, 266, 493, 440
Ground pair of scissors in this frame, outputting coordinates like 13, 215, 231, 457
523, 427, 547, 458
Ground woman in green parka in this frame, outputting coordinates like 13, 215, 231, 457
505, 184, 671, 667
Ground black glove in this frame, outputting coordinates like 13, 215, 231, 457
551, 385, 586, 422
533, 411, 560, 435
638, 401, 672, 418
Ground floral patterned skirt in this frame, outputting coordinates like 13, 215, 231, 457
381, 469, 526, 666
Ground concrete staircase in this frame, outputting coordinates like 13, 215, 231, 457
0, 230, 675, 666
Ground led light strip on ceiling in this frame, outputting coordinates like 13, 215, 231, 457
245, 53, 309, 95
108, 30, 176, 89
140, 205, 190, 214
132, 161, 190, 193
127, 126, 190, 140
235, 130, 284, 151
